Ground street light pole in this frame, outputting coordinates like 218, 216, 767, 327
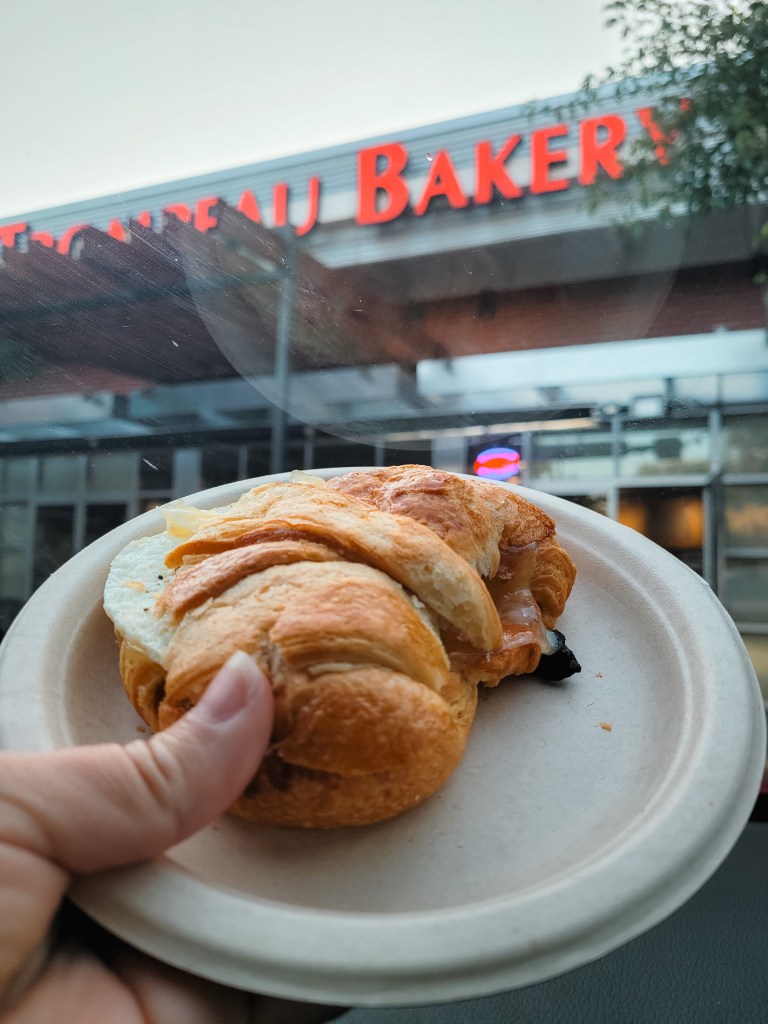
270, 234, 296, 475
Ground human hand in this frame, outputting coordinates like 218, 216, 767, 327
0, 651, 345, 1023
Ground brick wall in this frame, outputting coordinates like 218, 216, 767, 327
416, 263, 765, 356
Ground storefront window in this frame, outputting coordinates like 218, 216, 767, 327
246, 446, 271, 479
84, 505, 128, 548
0, 503, 29, 548
723, 559, 768, 625
32, 506, 74, 590
1, 458, 33, 498
139, 498, 171, 515
383, 447, 433, 469
722, 372, 768, 405
742, 635, 768, 703
564, 494, 609, 516
201, 445, 242, 490
0, 550, 26, 604
86, 452, 137, 493
619, 487, 704, 575
723, 416, 768, 475
138, 449, 174, 491
724, 486, 768, 549
311, 441, 379, 470
619, 423, 710, 478
39, 456, 82, 494
529, 429, 614, 482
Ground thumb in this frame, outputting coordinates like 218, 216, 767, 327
0, 650, 274, 874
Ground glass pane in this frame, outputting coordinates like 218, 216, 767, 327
619, 488, 704, 574
39, 456, 82, 494
565, 494, 608, 516
139, 449, 174, 490
724, 486, 768, 549
84, 504, 128, 548
722, 372, 768, 404
723, 560, 768, 623
87, 452, 137, 492
201, 445, 241, 489
0, 550, 27, 601
530, 429, 613, 482
383, 447, 432, 469
312, 441, 378, 470
0, 598, 24, 640
285, 442, 309, 472
246, 447, 271, 479
0, 504, 29, 549
741, 635, 768, 704
33, 506, 74, 590
2, 459, 33, 498
674, 376, 718, 405
723, 416, 768, 474
620, 423, 709, 477
140, 497, 171, 514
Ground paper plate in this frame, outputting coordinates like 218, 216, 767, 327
0, 469, 764, 1006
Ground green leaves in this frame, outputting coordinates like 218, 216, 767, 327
581, 1, 768, 223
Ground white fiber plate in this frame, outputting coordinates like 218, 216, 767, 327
0, 469, 764, 1006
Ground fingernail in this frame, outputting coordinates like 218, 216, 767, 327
195, 651, 265, 723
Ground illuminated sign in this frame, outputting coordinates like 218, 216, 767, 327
0, 106, 667, 255
474, 447, 521, 480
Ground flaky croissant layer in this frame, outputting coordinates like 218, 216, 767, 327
105, 466, 577, 828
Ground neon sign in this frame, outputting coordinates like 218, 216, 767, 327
474, 447, 521, 480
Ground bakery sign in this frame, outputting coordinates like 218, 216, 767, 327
0, 106, 670, 255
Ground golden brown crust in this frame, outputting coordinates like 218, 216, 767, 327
327, 465, 511, 577
119, 637, 477, 828
158, 539, 343, 619
232, 671, 478, 828
530, 534, 577, 628
164, 480, 502, 652
118, 640, 165, 731
112, 466, 577, 828
159, 561, 451, 712
329, 466, 576, 685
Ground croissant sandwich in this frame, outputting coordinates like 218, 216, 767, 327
103, 465, 578, 828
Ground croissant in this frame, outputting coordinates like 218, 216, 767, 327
104, 466, 578, 828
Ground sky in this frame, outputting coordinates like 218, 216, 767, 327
0, 0, 624, 220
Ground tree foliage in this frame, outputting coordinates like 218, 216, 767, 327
583, 1, 767, 233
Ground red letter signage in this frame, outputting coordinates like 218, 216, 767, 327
268, 180, 321, 234
530, 124, 570, 194
107, 219, 127, 241
635, 101, 690, 166
29, 232, 54, 248
356, 143, 410, 225
578, 115, 626, 185
56, 223, 89, 255
474, 136, 523, 204
414, 150, 469, 216
194, 196, 220, 232
272, 183, 289, 227
237, 190, 262, 223
295, 177, 321, 237
0, 222, 26, 248
163, 203, 192, 224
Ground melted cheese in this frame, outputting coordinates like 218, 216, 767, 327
444, 542, 548, 683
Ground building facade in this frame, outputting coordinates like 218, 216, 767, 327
1, 84, 767, 702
